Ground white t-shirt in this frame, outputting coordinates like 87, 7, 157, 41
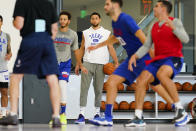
83, 26, 111, 64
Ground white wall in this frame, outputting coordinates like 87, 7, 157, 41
0, 0, 21, 72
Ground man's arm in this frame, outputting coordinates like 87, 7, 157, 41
13, 16, 24, 30
107, 45, 119, 67
172, 18, 189, 44
88, 35, 119, 51
5, 34, 12, 61
51, 22, 58, 40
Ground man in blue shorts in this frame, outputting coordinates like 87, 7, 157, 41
0, 0, 61, 128
128, 0, 190, 127
88, 0, 174, 126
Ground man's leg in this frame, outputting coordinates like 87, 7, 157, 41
0, 74, 23, 125
45, 74, 60, 118
90, 74, 125, 126
124, 70, 154, 127
0, 87, 8, 117
75, 62, 93, 124
93, 64, 105, 117
151, 85, 174, 105
157, 65, 190, 126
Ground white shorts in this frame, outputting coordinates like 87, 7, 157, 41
0, 70, 9, 82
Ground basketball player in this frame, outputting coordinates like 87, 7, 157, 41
0, 15, 12, 118
88, 0, 175, 126
128, 0, 190, 126
0, 0, 61, 127
74, 12, 119, 124
49, 11, 81, 125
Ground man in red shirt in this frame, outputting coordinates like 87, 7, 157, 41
128, 0, 189, 127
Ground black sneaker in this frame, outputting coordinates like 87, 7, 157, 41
52, 117, 61, 128
172, 109, 187, 122
0, 114, 18, 126
94, 114, 100, 119
124, 116, 146, 127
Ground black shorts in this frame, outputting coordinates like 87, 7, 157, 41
13, 32, 60, 79
0, 82, 8, 88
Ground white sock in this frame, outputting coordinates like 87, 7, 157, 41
174, 101, 183, 109
1, 107, 7, 116
52, 114, 60, 118
95, 107, 100, 115
80, 107, 85, 116
135, 109, 143, 119
59, 80, 67, 104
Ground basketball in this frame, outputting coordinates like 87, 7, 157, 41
158, 101, 166, 110
193, 83, 196, 91
143, 101, 153, 110
175, 82, 182, 91
118, 83, 124, 91
166, 103, 172, 111
113, 101, 119, 110
103, 63, 116, 75
119, 101, 129, 110
188, 101, 193, 110
127, 82, 136, 91
101, 101, 106, 110
182, 82, 193, 91
103, 82, 107, 91
129, 101, 135, 110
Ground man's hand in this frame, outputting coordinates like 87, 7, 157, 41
80, 65, 88, 74
114, 62, 119, 68
75, 64, 80, 75
128, 54, 138, 71
87, 45, 98, 52
5, 53, 12, 61
165, 17, 175, 30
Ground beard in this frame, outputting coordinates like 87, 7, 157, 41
91, 24, 99, 27
60, 23, 68, 28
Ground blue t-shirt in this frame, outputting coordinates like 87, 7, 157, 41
112, 13, 142, 57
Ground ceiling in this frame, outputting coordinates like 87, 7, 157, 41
63, 0, 103, 9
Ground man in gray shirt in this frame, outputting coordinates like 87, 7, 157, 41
51, 11, 80, 125
0, 15, 12, 118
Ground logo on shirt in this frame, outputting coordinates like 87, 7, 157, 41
113, 29, 123, 36
174, 63, 178, 68
89, 33, 103, 46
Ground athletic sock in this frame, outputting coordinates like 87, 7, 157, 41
135, 109, 143, 119
104, 104, 113, 118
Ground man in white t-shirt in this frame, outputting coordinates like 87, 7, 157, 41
0, 15, 12, 118
75, 12, 119, 124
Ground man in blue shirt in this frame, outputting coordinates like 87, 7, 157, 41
88, 0, 174, 126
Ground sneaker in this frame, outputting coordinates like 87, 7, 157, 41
0, 114, 18, 125
173, 109, 190, 126
124, 116, 146, 127
75, 114, 85, 125
52, 117, 61, 128
60, 113, 67, 125
89, 116, 113, 126
94, 114, 100, 119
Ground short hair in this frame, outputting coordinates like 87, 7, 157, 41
0, 15, 3, 22
90, 12, 101, 19
59, 11, 71, 20
158, 0, 172, 14
111, 0, 123, 7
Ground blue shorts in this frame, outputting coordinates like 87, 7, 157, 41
13, 32, 60, 79
113, 54, 151, 85
145, 57, 183, 85
58, 59, 71, 81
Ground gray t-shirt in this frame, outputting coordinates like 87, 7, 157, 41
0, 31, 10, 71
54, 28, 78, 62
